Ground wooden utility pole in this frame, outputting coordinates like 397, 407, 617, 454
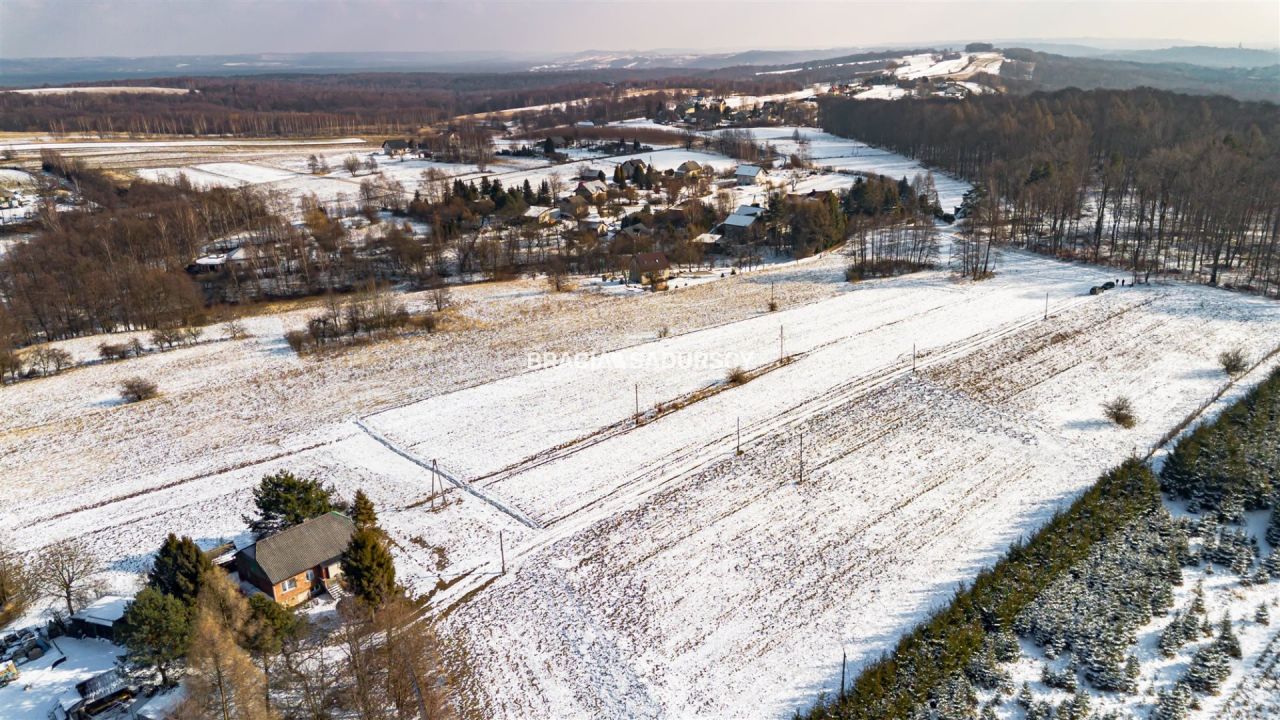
1044, 292, 1049, 320
840, 648, 847, 701
499, 531, 506, 574
635, 383, 640, 425
779, 326, 784, 362
912, 343, 916, 374
431, 459, 438, 510
736, 417, 741, 455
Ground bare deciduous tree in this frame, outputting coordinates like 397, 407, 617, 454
34, 539, 102, 617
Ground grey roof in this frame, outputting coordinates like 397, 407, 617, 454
244, 513, 354, 585
735, 165, 763, 177
722, 213, 758, 228
734, 205, 764, 217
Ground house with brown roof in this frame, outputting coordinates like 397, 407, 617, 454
234, 512, 355, 607
575, 179, 609, 203
629, 252, 671, 285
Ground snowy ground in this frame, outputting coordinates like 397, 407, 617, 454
0, 636, 124, 720
4, 133, 1280, 718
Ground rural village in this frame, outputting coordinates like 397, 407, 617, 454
1, 22, 1279, 720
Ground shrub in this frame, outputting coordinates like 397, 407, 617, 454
726, 366, 748, 385
409, 313, 438, 333
180, 326, 203, 345
1103, 396, 1138, 429
223, 319, 250, 340
27, 346, 73, 375
99, 339, 146, 360
284, 330, 309, 354
120, 377, 158, 403
151, 327, 183, 349
1218, 348, 1247, 376
767, 300, 779, 312
657, 326, 671, 338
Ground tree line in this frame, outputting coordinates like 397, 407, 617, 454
801, 365, 1280, 719
819, 88, 1280, 296
0, 72, 801, 137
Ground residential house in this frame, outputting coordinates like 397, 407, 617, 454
381, 139, 412, 157
619, 159, 648, 178
734, 204, 765, 217
578, 214, 611, 234
523, 205, 561, 225
718, 211, 760, 242
735, 165, 765, 186
575, 179, 609, 203
234, 512, 355, 607
675, 160, 705, 178
579, 167, 606, 181
629, 252, 671, 285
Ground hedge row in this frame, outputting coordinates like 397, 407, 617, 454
801, 459, 1160, 720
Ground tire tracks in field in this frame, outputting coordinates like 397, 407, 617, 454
424, 285, 1104, 615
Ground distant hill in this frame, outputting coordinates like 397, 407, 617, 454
1102, 46, 1280, 69
1001, 49, 1280, 103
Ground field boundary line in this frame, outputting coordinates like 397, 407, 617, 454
353, 418, 544, 530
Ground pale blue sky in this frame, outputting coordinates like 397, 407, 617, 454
1, 1, 1277, 59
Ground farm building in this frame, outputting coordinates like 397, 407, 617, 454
234, 512, 354, 607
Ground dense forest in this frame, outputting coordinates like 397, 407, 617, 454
819, 88, 1280, 296
0, 72, 799, 136
802, 365, 1280, 719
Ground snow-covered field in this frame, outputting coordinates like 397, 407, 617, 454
4, 132, 1279, 718
5, 86, 190, 96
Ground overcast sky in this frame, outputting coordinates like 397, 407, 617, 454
1, 1, 1277, 59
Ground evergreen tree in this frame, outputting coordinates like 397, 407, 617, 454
1255, 603, 1270, 625
246, 471, 337, 536
1215, 615, 1241, 659
1184, 642, 1230, 694
350, 489, 378, 531
117, 587, 191, 686
1159, 613, 1186, 657
1153, 683, 1192, 720
1016, 682, 1034, 709
341, 527, 397, 609
245, 594, 303, 708
146, 533, 213, 608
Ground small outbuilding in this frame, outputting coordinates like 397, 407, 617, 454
67, 596, 130, 642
